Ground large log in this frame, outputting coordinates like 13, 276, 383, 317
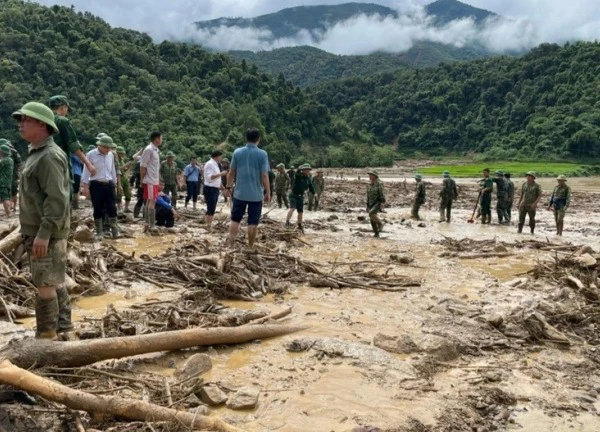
0, 323, 307, 369
0, 358, 243, 432
0, 226, 22, 255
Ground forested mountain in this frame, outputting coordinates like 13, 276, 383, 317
230, 42, 490, 88
0, 0, 383, 167
196, 1, 498, 86
312, 42, 600, 159
196, 3, 398, 39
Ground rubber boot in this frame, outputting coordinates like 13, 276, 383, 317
517, 224, 523, 234
35, 296, 59, 340
371, 221, 379, 238
439, 209, 445, 223
285, 220, 291, 228
94, 219, 104, 242
298, 224, 304, 234
109, 217, 121, 239
56, 286, 73, 333
103, 215, 111, 237
124, 200, 132, 213
72, 199, 79, 210
377, 220, 384, 233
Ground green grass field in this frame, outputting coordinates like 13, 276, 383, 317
418, 162, 596, 178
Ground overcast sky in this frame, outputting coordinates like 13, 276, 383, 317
35, 0, 600, 54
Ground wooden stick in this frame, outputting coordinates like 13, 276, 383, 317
247, 306, 293, 325
0, 358, 243, 432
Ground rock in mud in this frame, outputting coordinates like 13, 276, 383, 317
575, 253, 597, 268
73, 226, 95, 243
327, 215, 339, 221
178, 353, 212, 379
414, 334, 459, 361
309, 277, 340, 289
575, 245, 594, 256
226, 387, 259, 410
502, 278, 527, 288
198, 384, 228, 406
373, 333, 418, 354
390, 254, 414, 264
485, 314, 504, 329
494, 245, 508, 253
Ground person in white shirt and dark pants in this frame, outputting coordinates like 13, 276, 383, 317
82, 135, 121, 241
203, 150, 228, 232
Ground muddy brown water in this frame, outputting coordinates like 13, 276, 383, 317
2, 185, 600, 431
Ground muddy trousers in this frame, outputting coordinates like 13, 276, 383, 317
439, 198, 453, 222
506, 200, 513, 222
553, 207, 566, 235
133, 187, 144, 218
163, 183, 178, 208
496, 198, 509, 223
411, 199, 424, 219
369, 213, 383, 237
480, 194, 492, 223
276, 190, 289, 209
518, 206, 536, 233
308, 193, 320, 211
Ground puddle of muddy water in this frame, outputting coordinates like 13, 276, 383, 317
115, 234, 178, 256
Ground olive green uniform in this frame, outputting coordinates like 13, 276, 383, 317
550, 184, 571, 235
53, 115, 83, 194
275, 171, 290, 208
439, 177, 458, 222
0, 156, 14, 201
308, 175, 325, 211
115, 154, 132, 205
493, 177, 509, 224
367, 179, 386, 235
6, 144, 22, 198
160, 161, 179, 207
289, 171, 315, 213
518, 182, 542, 233
505, 178, 515, 222
20, 136, 72, 336
480, 178, 493, 223
412, 181, 426, 219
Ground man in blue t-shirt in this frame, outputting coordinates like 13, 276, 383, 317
225, 128, 270, 249
70, 153, 84, 209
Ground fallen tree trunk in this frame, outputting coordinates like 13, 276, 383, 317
0, 227, 22, 255
0, 323, 307, 369
0, 358, 243, 432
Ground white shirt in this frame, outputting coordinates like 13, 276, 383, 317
82, 149, 117, 184
204, 158, 222, 188
140, 143, 160, 185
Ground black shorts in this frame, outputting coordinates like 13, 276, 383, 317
231, 198, 262, 226
289, 194, 304, 213
73, 174, 81, 194
203, 186, 220, 216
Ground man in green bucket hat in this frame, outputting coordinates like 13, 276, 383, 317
0, 138, 22, 214
115, 146, 133, 213
548, 175, 571, 236
517, 171, 542, 234
48, 95, 97, 190
160, 151, 179, 209
439, 171, 458, 223
274, 163, 290, 209
285, 163, 315, 233
366, 170, 386, 237
411, 174, 426, 220
493, 170, 509, 225
81, 136, 121, 241
12, 101, 71, 339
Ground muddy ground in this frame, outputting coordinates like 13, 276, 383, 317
0, 176, 600, 432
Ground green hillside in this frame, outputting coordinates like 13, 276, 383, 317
196, 3, 398, 39
0, 0, 368, 166
425, 0, 496, 25
230, 42, 490, 88
312, 42, 600, 160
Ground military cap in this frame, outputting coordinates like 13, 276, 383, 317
48, 95, 70, 108
299, 163, 312, 170
316, 169, 324, 173
504, 172, 511, 177
276, 163, 285, 169
12, 102, 59, 134
367, 170, 379, 178
495, 170, 504, 176
165, 151, 175, 158
290, 165, 295, 169
87, 145, 96, 152
442, 170, 450, 177
221, 157, 229, 163
96, 136, 116, 148
556, 175, 567, 181
526, 171, 536, 178
116, 146, 126, 154
415, 173, 422, 180
0, 145, 10, 155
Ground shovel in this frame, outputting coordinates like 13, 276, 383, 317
468, 191, 482, 223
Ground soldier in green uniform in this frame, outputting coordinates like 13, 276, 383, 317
0, 139, 22, 213
439, 171, 458, 223
504, 172, 514, 222
411, 174, 426, 220
160, 151, 179, 209
48, 95, 96, 187
308, 169, 325, 211
479, 168, 493, 224
130, 157, 145, 218
493, 170, 509, 224
12, 102, 72, 339
221, 158, 230, 203
517, 171, 542, 234
549, 175, 571, 236
287, 165, 296, 185
274, 163, 290, 208
115, 147, 133, 213
366, 170, 386, 237
0, 144, 14, 217
285, 164, 315, 233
